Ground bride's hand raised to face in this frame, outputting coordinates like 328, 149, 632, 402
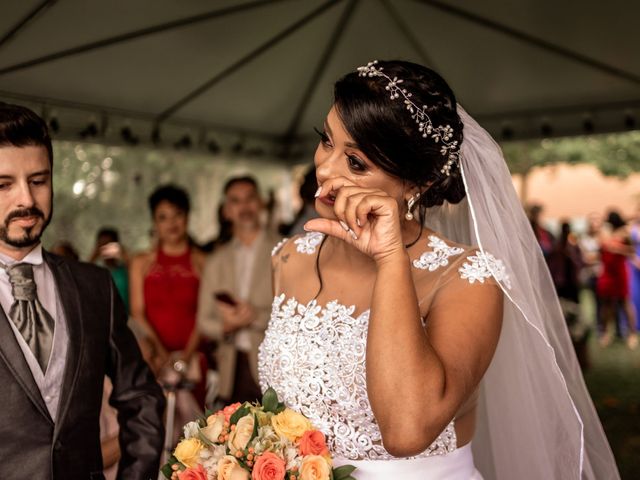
304, 177, 407, 265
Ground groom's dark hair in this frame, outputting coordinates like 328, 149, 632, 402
0, 102, 53, 165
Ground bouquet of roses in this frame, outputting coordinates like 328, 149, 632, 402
161, 387, 356, 480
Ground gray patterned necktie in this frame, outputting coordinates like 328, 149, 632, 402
4, 263, 55, 373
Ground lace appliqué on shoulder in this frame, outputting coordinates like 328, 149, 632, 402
413, 235, 464, 271
258, 294, 457, 460
271, 238, 289, 257
459, 250, 512, 289
294, 231, 324, 254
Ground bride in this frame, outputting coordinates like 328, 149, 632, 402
258, 60, 619, 479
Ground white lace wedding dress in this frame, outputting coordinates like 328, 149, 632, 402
258, 232, 502, 479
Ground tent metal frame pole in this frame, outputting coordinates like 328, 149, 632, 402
0, 0, 57, 50
378, 0, 436, 69
283, 0, 359, 144
156, 0, 343, 124
413, 0, 640, 86
0, 0, 289, 76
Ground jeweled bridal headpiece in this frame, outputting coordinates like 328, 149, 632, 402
357, 60, 459, 176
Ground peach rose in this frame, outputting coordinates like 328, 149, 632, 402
220, 402, 242, 422
201, 412, 226, 442
218, 455, 250, 480
228, 414, 255, 453
251, 452, 286, 480
178, 464, 208, 480
174, 438, 204, 468
271, 409, 312, 442
298, 430, 328, 456
299, 455, 331, 480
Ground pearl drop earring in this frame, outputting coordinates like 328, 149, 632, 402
405, 193, 420, 221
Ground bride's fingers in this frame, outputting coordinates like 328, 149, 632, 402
334, 186, 379, 230
315, 177, 355, 202
343, 192, 371, 236
304, 218, 355, 243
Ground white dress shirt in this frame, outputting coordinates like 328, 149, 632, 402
0, 244, 69, 421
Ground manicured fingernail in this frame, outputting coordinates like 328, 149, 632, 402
356, 218, 362, 227
314, 186, 322, 198
303, 224, 311, 231
339, 220, 349, 231
349, 229, 358, 240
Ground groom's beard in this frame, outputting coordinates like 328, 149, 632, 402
0, 206, 51, 248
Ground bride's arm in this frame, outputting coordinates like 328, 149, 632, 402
368, 253, 502, 456
306, 179, 503, 457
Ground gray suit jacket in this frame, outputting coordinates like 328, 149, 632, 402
197, 230, 279, 399
0, 251, 165, 480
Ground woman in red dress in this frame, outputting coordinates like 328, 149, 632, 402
130, 185, 206, 399
597, 211, 638, 349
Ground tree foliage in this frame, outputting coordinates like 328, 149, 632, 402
501, 130, 640, 178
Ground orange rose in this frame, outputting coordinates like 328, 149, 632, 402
299, 455, 331, 480
251, 452, 286, 480
178, 464, 208, 480
218, 455, 250, 480
298, 430, 328, 456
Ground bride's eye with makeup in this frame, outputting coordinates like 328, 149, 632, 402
314, 127, 332, 148
346, 154, 366, 172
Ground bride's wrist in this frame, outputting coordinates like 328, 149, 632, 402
374, 247, 410, 270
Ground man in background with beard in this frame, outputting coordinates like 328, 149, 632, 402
0, 102, 165, 480
197, 176, 280, 405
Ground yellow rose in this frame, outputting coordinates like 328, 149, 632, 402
218, 455, 250, 480
228, 414, 255, 454
174, 438, 204, 468
299, 455, 332, 480
201, 412, 225, 443
271, 409, 312, 443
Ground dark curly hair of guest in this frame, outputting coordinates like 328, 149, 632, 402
334, 60, 465, 220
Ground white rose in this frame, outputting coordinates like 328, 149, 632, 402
183, 420, 200, 439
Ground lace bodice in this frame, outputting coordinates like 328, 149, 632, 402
258, 294, 457, 460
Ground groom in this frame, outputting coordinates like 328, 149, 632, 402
0, 102, 165, 479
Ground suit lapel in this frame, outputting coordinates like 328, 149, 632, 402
0, 306, 52, 422
44, 252, 84, 436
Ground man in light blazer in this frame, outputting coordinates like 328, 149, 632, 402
0, 102, 165, 479
197, 176, 279, 404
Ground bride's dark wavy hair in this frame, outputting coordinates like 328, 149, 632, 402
334, 60, 465, 218
313, 61, 465, 297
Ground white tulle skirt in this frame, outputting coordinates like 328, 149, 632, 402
333, 443, 482, 480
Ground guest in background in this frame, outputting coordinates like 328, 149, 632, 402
579, 214, 603, 332
129, 185, 206, 405
89, 227, 129, 311
200, 204, 233, 254
597, 210, 638, 349
527, 203, 554, 260
280, 166, 318, 236
549, 221, 589, 368
197, 176, 280, 404
629, 206, 640, 331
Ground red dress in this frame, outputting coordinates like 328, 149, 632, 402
597, 244, 629, 300
143, 247, 200, 351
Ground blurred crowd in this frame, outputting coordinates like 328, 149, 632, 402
528, 204, 639, 371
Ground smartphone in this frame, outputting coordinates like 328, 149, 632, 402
214, 291, 237, 306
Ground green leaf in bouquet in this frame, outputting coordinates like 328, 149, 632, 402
332, 464, 357, 480
275, 401, 286, 414
262, 386, 279, 412
230, 404, 251, 425
160, 455, 183, 479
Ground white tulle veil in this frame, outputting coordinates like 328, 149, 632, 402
422, 106, 620, 479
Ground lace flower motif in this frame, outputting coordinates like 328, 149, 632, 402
294, 232, 324, 255
413, 235, 464, 271
271, 238, 289, 257
258, 294, 457, 460
459, 251, 511, 289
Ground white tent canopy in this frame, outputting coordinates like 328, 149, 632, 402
1, 0, 638, 157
